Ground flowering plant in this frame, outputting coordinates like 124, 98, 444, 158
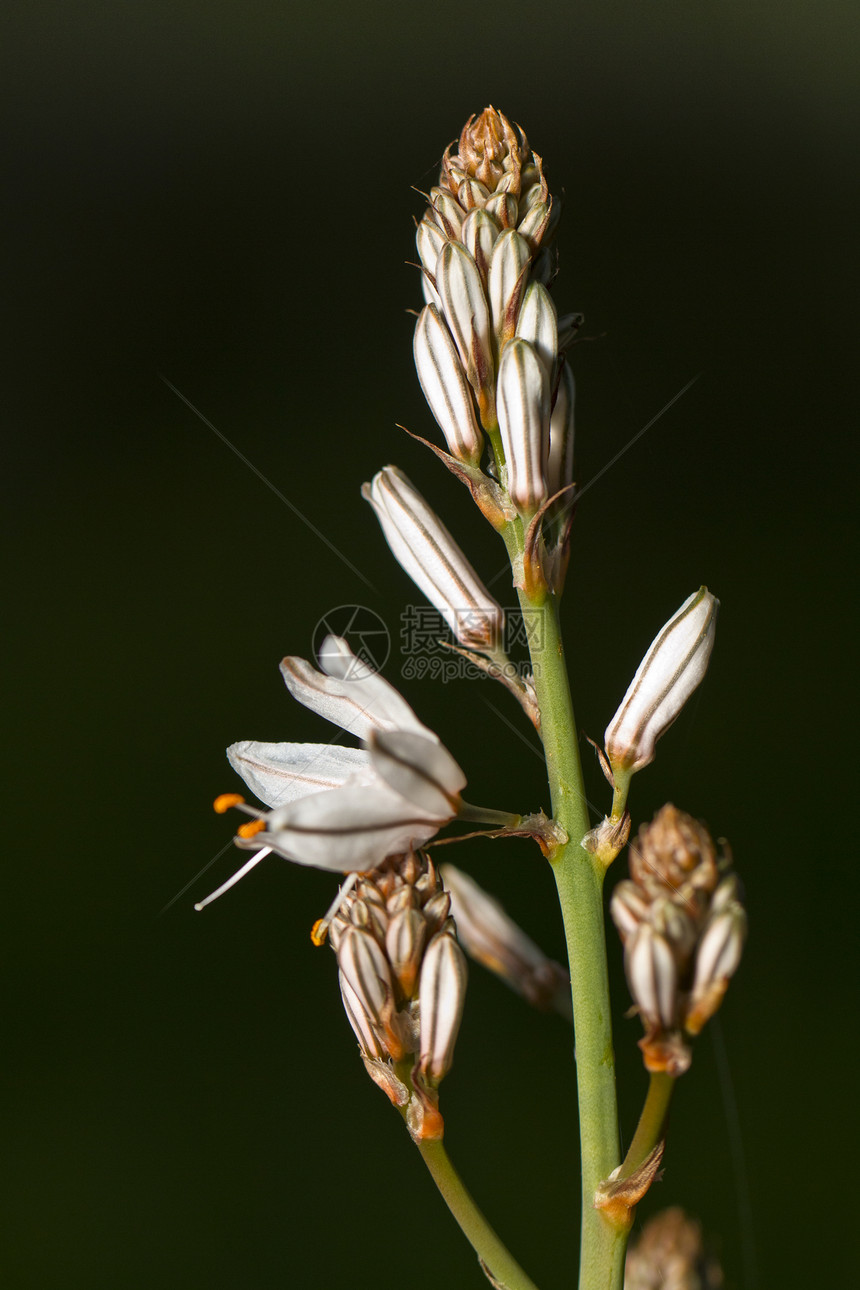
198, 108, 744, 1290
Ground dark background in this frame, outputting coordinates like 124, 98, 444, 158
4, 2, 856, 1286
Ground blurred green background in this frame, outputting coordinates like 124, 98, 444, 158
4, 1, 856, 1286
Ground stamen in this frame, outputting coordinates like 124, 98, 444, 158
310, 872, 360, 946
237, 819, 266, 839
194, 847, 273, 911
214, 793, 245, 814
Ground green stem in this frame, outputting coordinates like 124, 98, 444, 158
618, 1073, 674, 1180
517, 573, 627, 1290
459, 801, 523, 828
417, 1139, 541, 1290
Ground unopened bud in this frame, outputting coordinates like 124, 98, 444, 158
385, 907, 427, 1000
685, 904, 747, 1034
435, 241, 493, 402
363, 466, 504, 651
610, 879, 651, 943
338, 971, 387, 1061
417, 930, 468, 1084
460, 208, 500, 283
626, 924, 678, 1030
336, 925, 394, 1037
413, 305, 484, 465
496, 338, 550, 515
605, 588, 718, 774
546, 361, 575, 496
440, 864, 571, 1016
515, 281, 558, 378
488, 229, 531, 349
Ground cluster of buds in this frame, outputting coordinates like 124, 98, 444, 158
625, 1207, 724, 1290
413, 106, 579, 589
329, 850, 467, 1141
611, 805, 747, 1076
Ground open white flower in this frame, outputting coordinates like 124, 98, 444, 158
197, 636, 466, 908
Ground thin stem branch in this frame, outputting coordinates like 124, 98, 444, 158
618, 1072, 674, 1180
417, 1139, 541, 1290
458, 801, 523, 827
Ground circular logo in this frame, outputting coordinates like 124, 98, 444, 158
312, 604, 391, 676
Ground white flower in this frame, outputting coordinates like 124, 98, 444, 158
197, 637, 465, 908
604, 587, 719, 774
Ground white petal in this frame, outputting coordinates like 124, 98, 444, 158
226, 740, 371, 809
258, 780, 443, 872
367, 728, 465, 815
280, 638, 434, 742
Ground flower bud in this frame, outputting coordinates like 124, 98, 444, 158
610, 879, 651, 943
417, 930, 468, 1084
546, 361, 575, 496
440, 864, 571, 1016
460, 208, 500, 282
496, 338, 550, 515
685, 904, 747, 1034
487, 229, 531, 349
336, 925, 394, 1034
429, 186, 466, 239
625, 924, 678, 1030
363, 466, 504, 651
604, 587, 718, 774
338, 971, 387, 1061
515, 281, 558, 378
413, 305, 483, 465
434, 241, 493, 400
385, 907, 428, 1000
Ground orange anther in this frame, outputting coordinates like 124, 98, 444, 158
310, 919, 329, 947
237, 819, 265, 840
213, 793, 245, 814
